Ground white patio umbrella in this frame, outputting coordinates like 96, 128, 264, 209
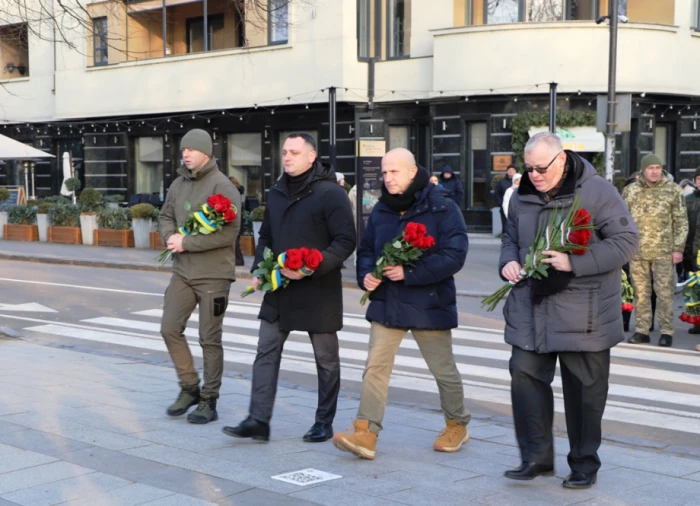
60, 152, 72, 196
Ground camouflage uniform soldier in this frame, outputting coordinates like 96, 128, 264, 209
623, 154, 688, 347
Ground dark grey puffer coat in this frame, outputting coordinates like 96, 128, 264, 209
499, 152, 639, 353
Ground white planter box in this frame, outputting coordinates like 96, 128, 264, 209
0, 211, 7, 239
132, 218, 151, 248
80, 214, 98, 245
37, 214, 49, 242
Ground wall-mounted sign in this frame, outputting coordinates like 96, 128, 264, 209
493, 155, 513, 172
356, 140, 386, 238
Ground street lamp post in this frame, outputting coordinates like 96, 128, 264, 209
602, 0, 619, 182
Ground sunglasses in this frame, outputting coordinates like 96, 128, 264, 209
524, 151, 563, 174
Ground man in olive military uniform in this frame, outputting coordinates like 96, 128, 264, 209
623, 153, 688, 347
159, 129, 241, 424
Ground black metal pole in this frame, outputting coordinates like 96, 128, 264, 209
605, 0, 619, 182
162, 0, 167, 56
329, 86, 337, 170
203, 0, 209, 51
549, 82, 558, 133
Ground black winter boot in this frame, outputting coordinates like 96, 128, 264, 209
187, 395, 218, 424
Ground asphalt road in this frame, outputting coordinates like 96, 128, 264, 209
0, 259, 698, 455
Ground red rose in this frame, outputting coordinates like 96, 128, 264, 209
223, 208, 236, 223
299, 247, 310, 263
207, 195, 221, 207
404, 222, 427, 244
305, 249, 323, 270
573, 209, 592, 226
415, 235, 435, 250
680, 313, 688, 322
285, 249, 304, 270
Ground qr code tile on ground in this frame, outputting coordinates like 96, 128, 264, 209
271, 468, 342, 486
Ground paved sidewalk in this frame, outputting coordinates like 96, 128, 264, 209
0, 337, 698, 506
0, 235, 504, 297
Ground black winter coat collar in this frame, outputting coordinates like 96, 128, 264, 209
273, 161, 336, 198
518, 150, 586, 201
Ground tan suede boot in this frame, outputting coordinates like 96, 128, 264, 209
434, 419, 469, 453
332, 420, 377, 460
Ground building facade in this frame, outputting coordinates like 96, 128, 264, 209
0, 0, 699, 230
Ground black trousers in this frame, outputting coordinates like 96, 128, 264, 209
249, 319, 340, 425
509, 346, 611, 475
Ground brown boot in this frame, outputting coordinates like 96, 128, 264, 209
332, 420, 377, 460
434, 419, 469, 453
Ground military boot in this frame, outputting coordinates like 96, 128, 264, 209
187, 395, 218, 424
166, 384, 200, 417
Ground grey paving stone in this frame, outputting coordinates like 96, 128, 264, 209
60, 446, 168, 482
601, 452, 700, 477
0, 429, 94, 460
0, 412, 84, 432
0, 461, 95, 495
138, 466, 252, 501
128, 429, 233, 454
474, 493, 569, 506
455, 474, 594, 504
53, 427, 152, 451
124, 444, 228, 473
138, 494, 217, 505
619, 481, 700, 506
325, 475, 411, 496
666, 445, 700, 459
0, 420, 28, 435
216, 487, 321, 506
0, 449, 57, 473
289, 484, 402, 506
60, 483, 173, 505
602, 434, 669, 450
0, 498, 21, 506
438, 455, 510, 477
594, 467, 666, 493
207, 439, 310, 463
683, 471, 700, 481
2, 471, 130, 506
382, 485, 493, 506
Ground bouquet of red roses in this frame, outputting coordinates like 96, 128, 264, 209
241, 246, 323, 297
621, 270, 634, 313
157, 193, 237, 265
678, 251, 700, 326
481, 196, 595, 312
360, 222, 436, 306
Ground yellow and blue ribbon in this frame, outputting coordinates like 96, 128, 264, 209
178, 227, 189, 236
271, 269, 283, 291
276, 252, 314, 277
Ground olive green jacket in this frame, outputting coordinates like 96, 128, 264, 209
159, 158, 241, 281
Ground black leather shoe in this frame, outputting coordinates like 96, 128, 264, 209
689, 326, 700, 335
221, 416, 270, 442
562, 471, 597, 489
659, 334, 673, 347
504, 462, 555, 481
303, 422, 333, 443
627, 332, 650, 344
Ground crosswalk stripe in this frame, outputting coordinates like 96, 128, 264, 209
83, 316, 700, 389
22, 322, 700, 436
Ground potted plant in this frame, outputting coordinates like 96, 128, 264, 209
94, 207, 134, 247
150, 208, 166, 250
36, 201, 55, 242
105, 194, 125, 209
0, 187, 10, 239
130, 203, 156, 248
64, 177, 80, 204
47, 203, 82, 244
79, 187, 103, 246
240, 210, 255, 256
251, 205, 265, 246
5, 204, 38, 241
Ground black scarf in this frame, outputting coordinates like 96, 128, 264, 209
379, 167, 430, 213
286, 170, 311, 197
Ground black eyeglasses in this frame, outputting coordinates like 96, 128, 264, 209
523, 151, 563, 174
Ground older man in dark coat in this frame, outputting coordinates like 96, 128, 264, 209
499, 132, 638, 489
222, 133, 356, 444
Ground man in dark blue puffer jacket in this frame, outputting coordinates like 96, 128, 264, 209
332, 148, 470, 461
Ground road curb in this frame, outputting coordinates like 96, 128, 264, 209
0, 253, 496, 297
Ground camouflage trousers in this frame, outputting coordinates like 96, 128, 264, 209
630, 258, 676, 335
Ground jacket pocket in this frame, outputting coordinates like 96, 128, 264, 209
549, 283, 600, 335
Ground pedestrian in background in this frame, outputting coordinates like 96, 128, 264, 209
438, 165, 464, 208
502, 173, 522, 219
623, 153, 688, 348
159, 129, 241, 424
495, 165, 517, 231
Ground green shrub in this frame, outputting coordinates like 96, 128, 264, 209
105, 194, 125, 203
79, 188, 103, 212
0, 188, 10, 203
37, 202, 55, 214
7, 205, 37, 225
98, 208, 131, 230
26, 199, 41, 207
251, 205, 265, 222
152, 207, 160, 222
42, 195, 71, 205
130, 203, 156, 220
64, 178, 81, 192
490, 174, 505, 190
241, 210, 254, 236
48, 204, 80, 227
